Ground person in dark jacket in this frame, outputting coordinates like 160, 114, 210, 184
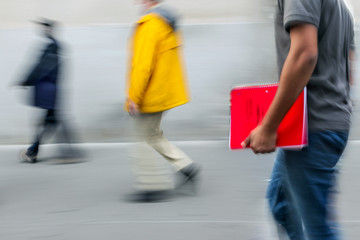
20, 19, 78, 163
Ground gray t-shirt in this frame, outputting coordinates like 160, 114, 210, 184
275, 0, 355, 131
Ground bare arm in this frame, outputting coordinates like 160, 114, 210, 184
242, 24, 318, 153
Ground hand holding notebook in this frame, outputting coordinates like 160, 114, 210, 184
230, 83, 307, 150
241, 124, 278, 153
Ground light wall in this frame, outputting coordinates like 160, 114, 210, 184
2, 0, 358, 28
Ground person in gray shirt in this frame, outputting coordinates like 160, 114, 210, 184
242, 0, 355, 239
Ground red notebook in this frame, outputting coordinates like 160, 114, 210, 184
230, 83, 308, 150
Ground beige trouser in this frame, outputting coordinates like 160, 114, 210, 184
131, 112, 193, 191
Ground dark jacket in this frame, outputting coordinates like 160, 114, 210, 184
22, 37, 61, 110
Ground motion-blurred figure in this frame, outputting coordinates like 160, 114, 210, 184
18, 19, 81, 163
125, 0, 200, 202
242, 1, 355, 239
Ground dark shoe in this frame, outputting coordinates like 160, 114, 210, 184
178, 163, 201, 192
24, 143, 39, 163
125, 190, 173, 203
24, 150, 37, 163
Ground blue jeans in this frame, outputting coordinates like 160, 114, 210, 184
267, 131, 349, 240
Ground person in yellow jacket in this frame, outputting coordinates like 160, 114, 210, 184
125, 0, 200, 202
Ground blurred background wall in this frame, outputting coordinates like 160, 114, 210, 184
0, 0, 358, 27
0, 0, 359, 144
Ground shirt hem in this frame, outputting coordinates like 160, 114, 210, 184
284, 14, 319, 31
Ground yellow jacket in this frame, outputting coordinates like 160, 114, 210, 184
126, 12, 190, 113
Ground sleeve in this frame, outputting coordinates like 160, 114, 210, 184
128, 19, 161, 105
283, 0, 322, 32
21, 61, 42, 86
22, 47, 59, 86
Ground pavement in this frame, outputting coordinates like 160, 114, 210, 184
0, 141, 360, 240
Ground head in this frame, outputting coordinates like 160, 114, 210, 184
33, 18, 57, 38
137, 0, 162, 13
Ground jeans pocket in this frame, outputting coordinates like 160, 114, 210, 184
319, 131, 348, 155
308, 131, 349, 169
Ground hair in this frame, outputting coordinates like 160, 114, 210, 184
35, 18, 57, 29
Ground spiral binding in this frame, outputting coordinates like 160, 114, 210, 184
232, 82, 278, 90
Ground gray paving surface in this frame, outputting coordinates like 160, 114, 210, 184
0, 141, 359, 239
